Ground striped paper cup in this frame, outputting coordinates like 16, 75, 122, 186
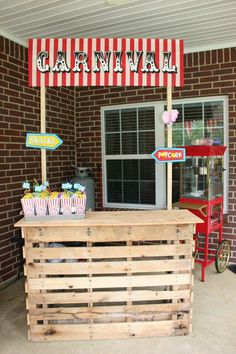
61, 198, 72, 215
48, 198, 60, 216
73, 196, 86, 215
34, 198, 48, 216
21, 198, 35, 216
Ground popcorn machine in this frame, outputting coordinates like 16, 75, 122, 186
176, 145, 230, 282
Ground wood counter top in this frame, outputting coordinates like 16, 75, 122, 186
15, 209, 202, 228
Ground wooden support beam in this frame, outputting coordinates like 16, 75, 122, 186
40, 86, 46, 183
167, 86, 172, 211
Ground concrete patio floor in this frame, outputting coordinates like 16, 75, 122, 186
0, 264, 235, 354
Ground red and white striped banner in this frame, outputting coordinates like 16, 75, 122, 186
28, 38, 184, 87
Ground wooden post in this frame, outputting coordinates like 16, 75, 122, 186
167, 86, 172, 211
40, 86, 46, 183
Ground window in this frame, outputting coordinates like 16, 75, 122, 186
102, 104, 165, 209
171, 99, 227, 206
171, 101, 224, 147
102, 96, 228, 211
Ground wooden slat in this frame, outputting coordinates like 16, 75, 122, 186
29, 313, 184, 324
127, 240, 132, 323
27, 259, 192, 275
87, 241, 93, 325
40, 86, 47, 183
28, 273, 191, 291
26, 243, 192, 261
26, 224, 193, 242
29, 303, 190, 321
15, 210, 202, 228
28, 289, 190, 306
30, 320, 190, 341
167, 85, 172, 211
21, 227, 26, 239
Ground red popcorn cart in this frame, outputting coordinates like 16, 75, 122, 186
175, 145, 230, 282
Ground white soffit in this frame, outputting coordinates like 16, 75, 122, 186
0, 0, 235, 53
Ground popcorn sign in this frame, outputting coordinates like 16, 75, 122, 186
152, 148, 186, 163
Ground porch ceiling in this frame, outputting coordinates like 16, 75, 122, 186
0, 0, 235, 53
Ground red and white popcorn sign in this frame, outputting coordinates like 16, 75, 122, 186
152, 147, 186, 163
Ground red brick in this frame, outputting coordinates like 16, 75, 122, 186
193, 83, 212, 89
193, 70, 212, 78
231, 48, 236, 61
4, 74, 19, 84
205, 51, 211, 64
214, 80, 234, 88
212, 50, 217, 64
224, 48, 230, 62
187, 53, 192, 67
2, 270, 17, 282
193, 53, 199, 66
200, 76, 219, 83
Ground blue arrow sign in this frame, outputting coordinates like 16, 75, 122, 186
26, 133, 63, 150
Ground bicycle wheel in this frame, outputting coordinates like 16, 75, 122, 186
193, 235, 199, 259
215, 240, 230, 273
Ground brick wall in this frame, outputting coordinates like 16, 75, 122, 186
0, 36, 235, 285
75, 47, 236, 262
0, 36, 75, 285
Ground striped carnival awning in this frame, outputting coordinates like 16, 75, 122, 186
28, 38, 184, 87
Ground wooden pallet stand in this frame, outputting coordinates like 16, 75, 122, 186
15, 210, 201, 342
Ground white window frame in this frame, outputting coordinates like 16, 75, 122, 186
101, 96, 229, 212
101, 102, 166, 210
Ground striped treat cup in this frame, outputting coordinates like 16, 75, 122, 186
48, 198, 60, 216
61, 198, 72, 215
73, 196, 86, 215
34, 198, 48, 216
21, 198, 35, 216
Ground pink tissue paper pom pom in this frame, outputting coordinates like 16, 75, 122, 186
162, 110, 179, 125
170, 109, 179, 123
162, 111, 171, 124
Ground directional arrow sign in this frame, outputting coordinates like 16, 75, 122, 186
152, 147, 186, 163
26, 133, 63, 150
